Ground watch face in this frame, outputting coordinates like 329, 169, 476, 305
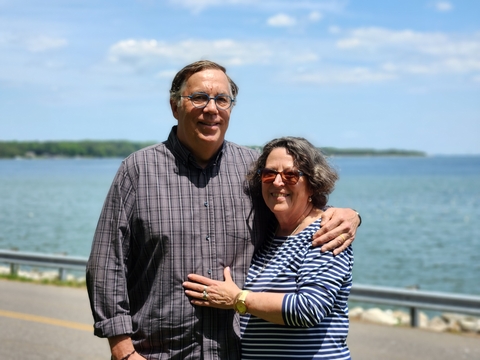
236, 302, 247, 314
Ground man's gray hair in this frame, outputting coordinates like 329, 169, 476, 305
169, 60, 239, 106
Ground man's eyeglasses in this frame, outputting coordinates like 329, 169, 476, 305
258, 168, 304, 185
181, 92, 235, 110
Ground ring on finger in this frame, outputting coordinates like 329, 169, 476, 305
340, 234, 347, 242
202, 290, 208, 300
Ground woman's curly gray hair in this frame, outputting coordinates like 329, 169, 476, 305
247, 137, 338, 208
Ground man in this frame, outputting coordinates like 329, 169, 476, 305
86, 60, 360, 360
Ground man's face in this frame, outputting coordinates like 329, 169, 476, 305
172, 69, 232, 156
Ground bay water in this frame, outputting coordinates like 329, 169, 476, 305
0, 156, 479, 296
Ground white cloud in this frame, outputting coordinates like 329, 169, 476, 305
168, 0, 347, 14
420, 39, 480, 57
167, 0, 240, 13
328, 26, 341, 34
108, 38, 274, 69
106, 37, 324, 78
334, 27, 480, 75
336, 37, 360, 48
308, 11, 323, 22
26, 35, 68, 52
267, 13, 296, 27
434, 1, 453, 12
293, 67, 397, 85
105, 27, 480, 86
336, 27, 448, 49
441, 58, 480, 73
0, 32, 67, 52
337, 27, 480, 60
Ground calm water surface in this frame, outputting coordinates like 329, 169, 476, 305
0, 156, 479, 295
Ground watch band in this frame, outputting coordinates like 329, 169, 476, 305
234, 290, 251, 315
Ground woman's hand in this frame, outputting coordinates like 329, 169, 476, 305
183, 267, 241, 310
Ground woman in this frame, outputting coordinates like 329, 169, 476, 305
183, 137, 353, 359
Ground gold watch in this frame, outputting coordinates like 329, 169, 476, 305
234, 290, 251, 315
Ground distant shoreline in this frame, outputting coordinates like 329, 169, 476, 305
0, 140, 426, 159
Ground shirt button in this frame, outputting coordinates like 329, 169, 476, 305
207, 269, 212, 275
206, 236, 210, 241
204, 202, 208, 207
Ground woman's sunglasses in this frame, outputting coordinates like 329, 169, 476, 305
258, 168, 304, 185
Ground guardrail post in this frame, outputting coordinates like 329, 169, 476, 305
59, 268, 66, 281
10, 263, 19, 276
410, 307, 419, 327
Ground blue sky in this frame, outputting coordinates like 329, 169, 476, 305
1, 0, 479, 155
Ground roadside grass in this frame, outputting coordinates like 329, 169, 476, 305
0, 272, 86, 288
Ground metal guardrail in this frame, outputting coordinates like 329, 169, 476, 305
0, 249, 87, 281
350, 284, 480, 326
1, 249, 479, 327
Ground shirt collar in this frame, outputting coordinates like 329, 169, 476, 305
165, 126, 226, 169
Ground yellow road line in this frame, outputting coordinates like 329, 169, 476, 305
0, 309, 92, 332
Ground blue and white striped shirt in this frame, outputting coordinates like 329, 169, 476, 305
241, 219, 354, 359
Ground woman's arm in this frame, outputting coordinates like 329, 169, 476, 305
183, 247, 353, 327
183, 267, 286, 324
242, 291, 285, 324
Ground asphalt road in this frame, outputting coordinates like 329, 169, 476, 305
1, 279, 479, 360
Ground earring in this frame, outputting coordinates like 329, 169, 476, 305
308, 197, 312, 202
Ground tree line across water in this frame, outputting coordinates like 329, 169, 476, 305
0, 140, 426, 159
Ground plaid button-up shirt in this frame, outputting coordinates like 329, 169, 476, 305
86, 127, 271, 359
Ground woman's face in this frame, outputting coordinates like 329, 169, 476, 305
261, 147, 313, 220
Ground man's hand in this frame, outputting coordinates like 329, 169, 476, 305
313, 207, 361, 255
